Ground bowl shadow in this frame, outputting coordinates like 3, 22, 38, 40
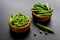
32, 18, 51, 26
9, 29, 30, 40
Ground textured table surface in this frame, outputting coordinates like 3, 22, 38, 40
0, 0, 60, 40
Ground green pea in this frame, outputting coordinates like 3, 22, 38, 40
40, 30, 43, 34
34, 33, 37, 36
45, 31, 48, 35
10, 14, 29, 28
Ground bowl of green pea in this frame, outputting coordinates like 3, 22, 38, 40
31, 3, 54, 22
8, 13, 30, 33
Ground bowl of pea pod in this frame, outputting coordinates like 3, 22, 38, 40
8, 13, 30, 33
31, 3, 54, 22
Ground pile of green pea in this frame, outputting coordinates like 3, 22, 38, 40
9, 14, 29, 28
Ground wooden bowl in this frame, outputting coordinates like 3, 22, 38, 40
8, 15, 30, 33
32, 12, 52, 22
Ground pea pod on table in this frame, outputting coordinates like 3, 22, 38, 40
36, 23, 54, 33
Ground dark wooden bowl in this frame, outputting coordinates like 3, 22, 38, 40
32, 12, 52, 22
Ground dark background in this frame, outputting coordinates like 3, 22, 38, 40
0, 0, 60, 40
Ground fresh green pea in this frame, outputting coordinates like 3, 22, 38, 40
34, 33, 37, 36
45, 31, 48, 35
40, 30, 43, 34
9, 14, 29, 28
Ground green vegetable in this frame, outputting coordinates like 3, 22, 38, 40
45, 31, 48, 35
34, 3, 47, 10
9, 14, 29, 28
34, 33, 37, 36
40, 30, 43, 34
36, 23, 54, 33
37, 13, 52, 16
31, 3, 54, 16
45, 3, 50, 10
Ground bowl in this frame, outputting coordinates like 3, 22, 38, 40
32, 12, 52, 22
8, 14, 30, 33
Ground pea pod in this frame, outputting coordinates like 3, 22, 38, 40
37, 13, 52, 16
32, 9, 53, 14
31, 3, 54, 16
45, 3, 50, 10
34, 3, 47, 10
36, 23, 54, 33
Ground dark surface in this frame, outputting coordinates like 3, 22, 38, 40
0, 0, 60, 40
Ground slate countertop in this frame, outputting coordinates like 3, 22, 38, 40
0, 0, 60, 40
